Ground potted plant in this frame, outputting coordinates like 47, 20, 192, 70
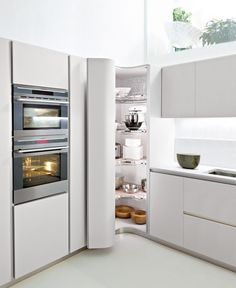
173, 7, 192, 23
168, 7, 200, 52
200, 18, 236, 46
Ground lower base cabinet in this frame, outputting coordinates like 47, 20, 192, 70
14, 194, 69, 278
149, 172, 184, 246
184, 215, 236, 267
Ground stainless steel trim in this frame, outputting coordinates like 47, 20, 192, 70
15, 146, 68, 154
14, 180, 68, 205
14, 84, 68, 94
14, 129, 68, 138
15, 136, 68, 142
14, 142, 68, 152
15, 97, 69, 105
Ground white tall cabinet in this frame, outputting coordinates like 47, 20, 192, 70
69, 56, 86, 252
87, 59, 115, 249
0, 38, 12, 286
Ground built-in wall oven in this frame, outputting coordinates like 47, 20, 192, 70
12, 85, 69, 205
13, 85, 68, 140
13, 146, 68, 204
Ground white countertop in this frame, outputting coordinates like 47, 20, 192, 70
150, 163, 236, 186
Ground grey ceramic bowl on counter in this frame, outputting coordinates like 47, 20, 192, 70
177, 153, 200, 169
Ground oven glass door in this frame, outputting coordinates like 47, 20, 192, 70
14, 101, 68, 135
14, 149, 68, 191
23, 104, 61, 129
23, 153, 61, 187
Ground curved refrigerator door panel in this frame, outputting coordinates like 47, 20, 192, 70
87, 58, 115, 248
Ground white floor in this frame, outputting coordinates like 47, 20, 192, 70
11, 234, 236, 288
115, 218, 146, 233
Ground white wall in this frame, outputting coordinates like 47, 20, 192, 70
0, 0, 145, 66
175, 118, 236, 169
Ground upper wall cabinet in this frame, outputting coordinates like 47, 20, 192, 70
162, 54, 236, 118
195, 55, 236, 117
162, 63, 195, 118
12, 41, 68, 89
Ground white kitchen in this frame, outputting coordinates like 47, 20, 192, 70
1, 0, 236, 288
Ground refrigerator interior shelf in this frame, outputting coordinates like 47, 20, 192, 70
116, 158, 147, 166
115, 189, 147, 200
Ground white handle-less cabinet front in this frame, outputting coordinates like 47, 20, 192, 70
184, 214, 236, 267
12, 41, 68, 89
184, 178, 236, 226
69, 56, 86, 252
14, 194, 69, 278
149, 172, 184, 246
162, 54, 236, 118
196, 55, 236, 117
0, 38, 12, 287
161, 63, 195, 118
87, 58, 115, 248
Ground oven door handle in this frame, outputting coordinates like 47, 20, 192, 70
15, 146, 69, 154
15, 97, 69, 105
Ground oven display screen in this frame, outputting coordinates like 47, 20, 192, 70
23, 105, 61, 129
23, 154, 61, 188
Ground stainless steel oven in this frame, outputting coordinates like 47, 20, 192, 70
13, 146, 68, 204
13, 85, 68, 139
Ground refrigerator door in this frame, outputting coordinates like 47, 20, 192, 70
87, 58, 115, 248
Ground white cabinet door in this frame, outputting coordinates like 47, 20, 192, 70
0, 38, 12, 286
184, 178, 236, 226
14, 194, 69, 278
12, 41, 68, 89
87, 58, 115, 248
149, 172, 184, 246
196, 55, 236, 117
69, 56, 86, 252
184, 215, 236, 267
162, 63, 195, 117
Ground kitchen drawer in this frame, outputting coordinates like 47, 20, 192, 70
184, 215, 236, 267
184, 178, 236, 226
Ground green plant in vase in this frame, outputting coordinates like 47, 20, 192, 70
200, 18, 236, 46
172, 7, 192, 51
173, 7, 192, 23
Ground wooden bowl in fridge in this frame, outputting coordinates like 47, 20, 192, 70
116, 206, 134, 218
131, 210, 146, 224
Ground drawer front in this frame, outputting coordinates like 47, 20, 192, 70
184, 215, 236, 267
184, 178, 236, 226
